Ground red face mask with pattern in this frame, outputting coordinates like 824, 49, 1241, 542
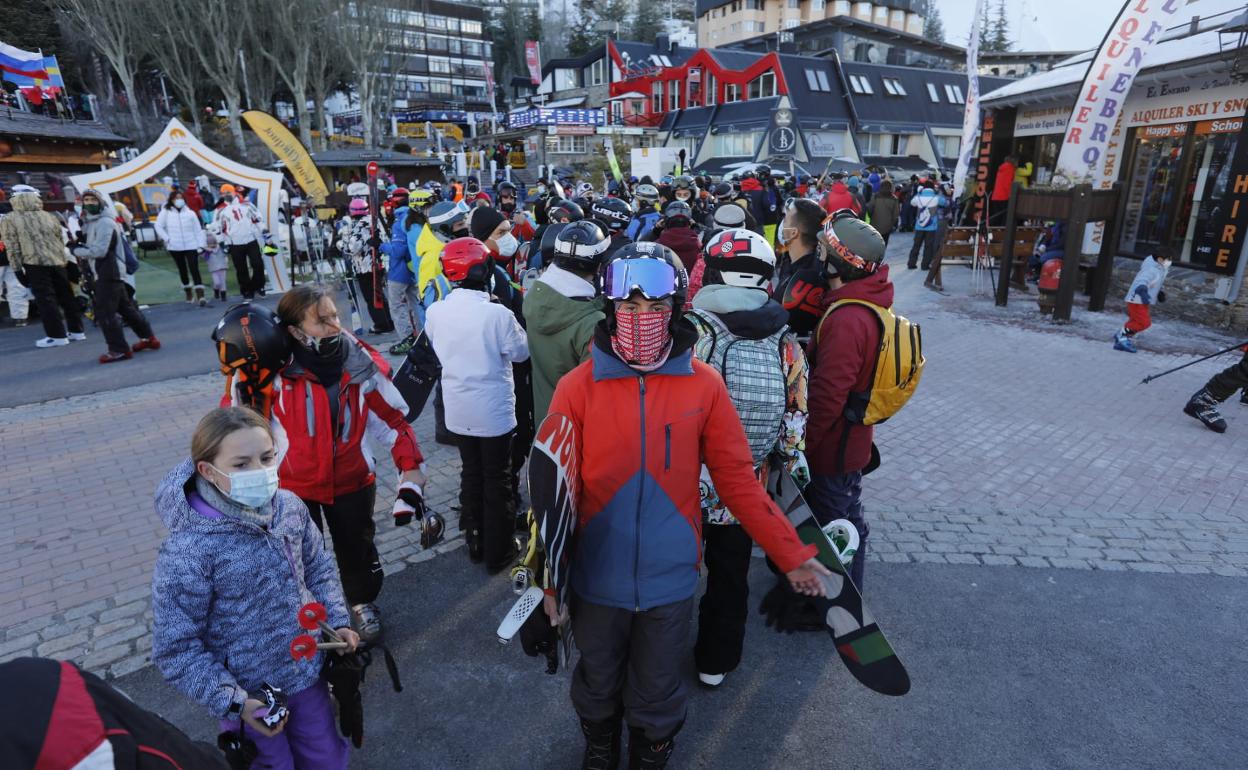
611, 308, 673, 369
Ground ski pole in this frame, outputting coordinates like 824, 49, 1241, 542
1140, 341, 1248, 384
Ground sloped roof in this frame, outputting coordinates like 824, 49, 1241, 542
841, 61, 1012, 129
0, 110, 130, 144
310, 149, 442, 168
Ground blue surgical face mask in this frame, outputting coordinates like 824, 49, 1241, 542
210, 463, 280, 508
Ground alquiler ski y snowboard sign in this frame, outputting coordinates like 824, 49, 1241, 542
767, 465, 911, 696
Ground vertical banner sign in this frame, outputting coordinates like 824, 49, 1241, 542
973, 111, 996, 224
953, 1, 983, 195
525, 41, 542, 86
1053, 0, 1182, 187
604, 138, 623, 183
1195, 121, 1248, 273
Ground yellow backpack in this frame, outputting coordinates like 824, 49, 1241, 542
816, 299, 924, 425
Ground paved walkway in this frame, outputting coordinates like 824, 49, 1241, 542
2, 234, 1246, 679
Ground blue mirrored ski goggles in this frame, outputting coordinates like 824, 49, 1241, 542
604, 258, 677, 301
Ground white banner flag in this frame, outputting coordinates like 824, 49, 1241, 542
1053, 0, 1182, 187
952, 2, 983, 195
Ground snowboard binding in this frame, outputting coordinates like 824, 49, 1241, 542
823, 519, 860, 566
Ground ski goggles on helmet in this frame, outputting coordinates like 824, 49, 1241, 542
604, 258, 677, 301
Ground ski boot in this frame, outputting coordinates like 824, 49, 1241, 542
466, 527, 484, 563
1240, 389, 1248, 406
1184, 388, 1228, 433
627, 729, 674, 770
1112, 331, 1137, 353
580, 716, 622, 770
421, 511, 445, 549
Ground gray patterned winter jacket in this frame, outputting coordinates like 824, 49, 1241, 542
150, 458, 350, 718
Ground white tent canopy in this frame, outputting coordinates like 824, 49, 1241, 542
69, 118, 290, 292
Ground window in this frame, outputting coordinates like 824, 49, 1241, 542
669, 81, 680, 110
816, 69, 830, 91
811, 0, 825, 10
429, 57, 450, 74
547, 135, 587, 154
785, 18, 800, 28
858, 133, 905, 155
463, 41, 482, 58
427, 14, 447, 30
848, 74, 873, 94
749, 21, 766, 32
652, 81, 663, 112
410, 12, 424, 27
724, 82, 740, 102
715, 130, 762, 156
429, 79, 452, 95
427, 35, 448, 52
944, 84, 964, 104
882, 78, 906, 96
403, 31, 426, 50
589, 58, 606, 86
787, 0, 800, 7
805, 69, 820, 91
746, 0, 764, 8
805, 68, 832, 92
926, 83, 940, 102
748, 71, 776, 99
936, 135, 961, 158
449, 38, 461, 54
461, 20, 482, 35
705, 74, 716, 105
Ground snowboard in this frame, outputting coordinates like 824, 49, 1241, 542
391, 332, 440, 422
527, 412, 579, 668
766, 465, 911, 696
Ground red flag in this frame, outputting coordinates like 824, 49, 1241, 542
524, 41, 542, 86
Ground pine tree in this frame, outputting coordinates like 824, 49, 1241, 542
567, 1, 601, 56
632, 0, 665, 44
601, 0, 631, 35
988, 0, 1011, 52
922, 0, 946, 43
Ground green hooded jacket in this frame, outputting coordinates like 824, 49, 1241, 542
523, 274, 605, 426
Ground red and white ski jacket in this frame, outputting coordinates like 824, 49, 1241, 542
226, 336, 423, 503
213, 199, 265, 246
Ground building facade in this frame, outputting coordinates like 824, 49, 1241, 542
980, 3, 1248, 328
698, 0, 924, 49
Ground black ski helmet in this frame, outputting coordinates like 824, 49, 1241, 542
548, 199, 584, 223
712, 181, 734, 203
538, 222, 568, 268
590, 197, 632, 234
552, 220, 611, 273
212, 302, 290, 407
662, 200, 693, 226
602, 241, 689, 333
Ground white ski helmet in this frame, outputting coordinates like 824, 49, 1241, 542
702, 228, 776, 290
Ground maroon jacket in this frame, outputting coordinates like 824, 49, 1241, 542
658, 224, 703, 274
806, 265, 893, 475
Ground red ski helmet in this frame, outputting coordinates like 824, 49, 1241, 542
440, 237, 494, 285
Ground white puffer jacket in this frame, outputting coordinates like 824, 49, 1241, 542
155, 205, 207, 252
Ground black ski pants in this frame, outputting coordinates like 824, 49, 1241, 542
355, 272, 393, 332
571, 594, 693, 743
455, 431, 515, 568
228, 241, 266, 298
806, 471, 870, 589
908, 230, 940, 270
168, 249, 203, 288
1206, 351, 1248, 402
94, 279, 152, 354
303, 483, 382, 606
24, 264, 83, 339
694, 523, 754, 677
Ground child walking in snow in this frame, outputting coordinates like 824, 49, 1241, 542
151, 407, 360, 769
1114, 247, 1172, 353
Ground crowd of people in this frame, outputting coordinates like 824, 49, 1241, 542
138, 165, 919, 769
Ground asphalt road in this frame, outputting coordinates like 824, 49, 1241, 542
116, 555, 1246, 769
0, 286, 401, 409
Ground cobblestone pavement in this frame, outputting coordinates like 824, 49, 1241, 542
2, 235, 1246, 679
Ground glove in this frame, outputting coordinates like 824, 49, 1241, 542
392, 480, 425, 527
758, 579, 826, 634
518, 606, 560, 675
367, 234, 384, 250
322, 652, 365, 748
1157, 290, 1166, 304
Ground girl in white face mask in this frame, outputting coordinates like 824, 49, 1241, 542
151, 407, 360, 766
156, 191, 208, 304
